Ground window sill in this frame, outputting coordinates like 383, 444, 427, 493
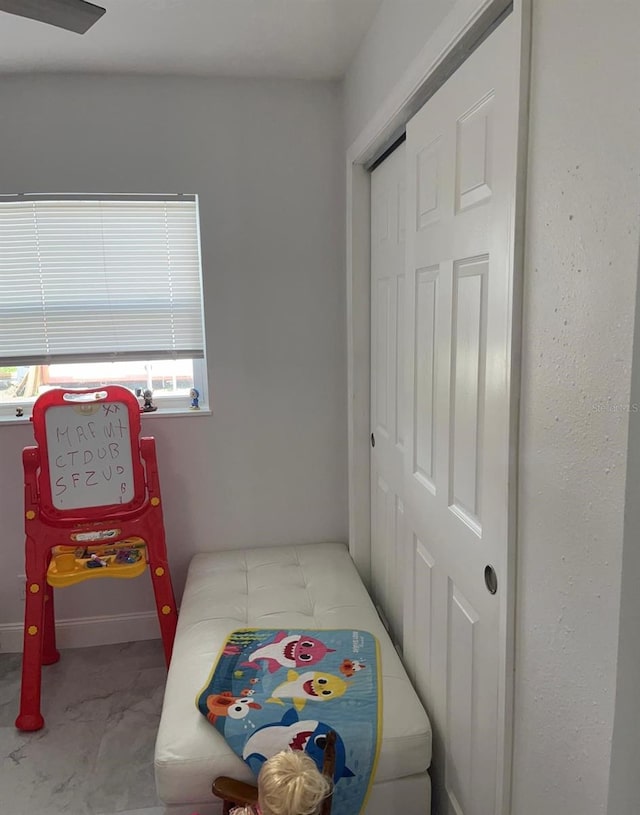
0, 406, 211, 427
140, 407, 212, 420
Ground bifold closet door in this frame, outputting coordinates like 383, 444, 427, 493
404, 13, 519, 815
370, 142, 406, 644
370, 12, 520, 815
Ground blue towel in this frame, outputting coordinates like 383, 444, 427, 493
197, 628, 381, 815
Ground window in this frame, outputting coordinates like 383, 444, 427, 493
0, 194, 207, 417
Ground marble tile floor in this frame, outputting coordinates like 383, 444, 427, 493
0, 640, 169, 815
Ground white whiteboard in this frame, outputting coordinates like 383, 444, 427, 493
44, 401, 135, 510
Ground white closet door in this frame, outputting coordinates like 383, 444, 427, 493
403, 14, 519, 815
370, 142, 406, 643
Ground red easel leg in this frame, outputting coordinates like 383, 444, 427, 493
140, 439, 178, 666
42, 585, 60, 666
148, 562, 178, 667
15, 559, 47, 731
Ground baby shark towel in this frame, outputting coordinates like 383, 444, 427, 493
197, 628, 382, 815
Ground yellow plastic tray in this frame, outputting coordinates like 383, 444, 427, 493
47, 538, 147, 587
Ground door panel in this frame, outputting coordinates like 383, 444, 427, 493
450, 256, 487, 531
403, 14, 518, 815
370, 17, 518, 813
370, 143, 406, 645
414, 266, 438, 490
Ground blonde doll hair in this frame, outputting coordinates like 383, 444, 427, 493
257, 750, 332, 815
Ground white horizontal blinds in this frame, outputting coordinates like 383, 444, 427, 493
0, 196, 205, 365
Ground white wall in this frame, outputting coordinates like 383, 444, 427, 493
343, 1, 640, 813
514, 2, 640, 813
0, 75, 347, 640
343, 0, 456, 148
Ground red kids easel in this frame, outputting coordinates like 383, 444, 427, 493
15, 385, 178, 732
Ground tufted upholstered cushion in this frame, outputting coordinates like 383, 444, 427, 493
154, 542, 431, 806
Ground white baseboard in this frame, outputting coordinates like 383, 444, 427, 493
0, 610, 161, 653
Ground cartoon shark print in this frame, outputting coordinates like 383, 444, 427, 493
242, 707, 354, 782
266, 670, 348, 711
205, 691, 262, 725
241, 631, 335, 673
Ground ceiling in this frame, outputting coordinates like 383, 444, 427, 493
0, 0, 383, 79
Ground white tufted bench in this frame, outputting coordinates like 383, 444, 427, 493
154, 542, 432, 815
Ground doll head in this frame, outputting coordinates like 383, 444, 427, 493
258, 750, 332, 815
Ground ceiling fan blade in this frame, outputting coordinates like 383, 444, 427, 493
0, 0, 106, 34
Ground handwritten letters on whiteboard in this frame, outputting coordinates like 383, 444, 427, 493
44, 402, 135, 510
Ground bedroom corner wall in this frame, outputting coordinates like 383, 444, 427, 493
0, 75, 347, 649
